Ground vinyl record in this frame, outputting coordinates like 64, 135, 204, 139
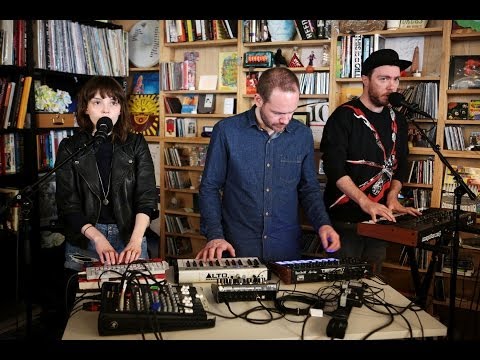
128, 20, 160, 68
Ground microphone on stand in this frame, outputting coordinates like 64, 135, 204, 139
388, 92, 433, 119
94, 117, 113, 146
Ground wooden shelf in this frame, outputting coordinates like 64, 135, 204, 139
433, 298, 480, 311
243, 39, 330, 47
164, 39, 237, 48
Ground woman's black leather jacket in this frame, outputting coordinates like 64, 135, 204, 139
55, 130, 157, 248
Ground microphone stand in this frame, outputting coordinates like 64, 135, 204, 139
0, 135, 97, 338
404, 107, 476, 340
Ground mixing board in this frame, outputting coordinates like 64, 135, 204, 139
98, 282, 215, 336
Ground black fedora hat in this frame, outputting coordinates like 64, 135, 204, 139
361, 49, 412, 76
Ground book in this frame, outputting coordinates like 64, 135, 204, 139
16, 76, 32, 129
447, 102, 468, 120
293, 20, 317, 40
128, 94, 160, 136
180, 94, 198, 114
468, 99, 480, 120
218, 52, 238, 91
223, 97, 236, 114
245, 72, 259, 94
184, 118, 197, 137
198, 75, 218, 91
197, 93, 215, 114
449, 55, 480, 89
165, 117, 177, 137
131, 72, 159, 94
164, 96, 182, 114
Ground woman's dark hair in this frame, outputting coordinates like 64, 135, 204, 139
76, 76, 130, 142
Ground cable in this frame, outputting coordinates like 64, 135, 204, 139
274, 293, 323, 316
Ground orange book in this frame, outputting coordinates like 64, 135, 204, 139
16, 76, 32, 129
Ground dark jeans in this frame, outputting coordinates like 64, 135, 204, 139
331, 220, 388, 274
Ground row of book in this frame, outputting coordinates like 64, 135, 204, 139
398, 82, 439, 120
165, 117, 197, 138
444, 125, 467, 151
243, 20, 332, 43
0, 20, 27, 67
166, 235, 193, 257
32, 20, 128, 77
299, 72, 330, 95
0, 75, 32, 130
165, 170, 193, 190
336, 34, 386, 78
165, 20, 237, 44
407, 158, 434, 184
447, 100, 480, 120
441, 164, 480, 214
164, 144, 208, 168
0, 133, 24, 175
164, 214, 192, 235
398, 246, 475, 276
37, 129, 75, 172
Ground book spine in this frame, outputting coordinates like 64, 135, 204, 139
351, 35, 363, 78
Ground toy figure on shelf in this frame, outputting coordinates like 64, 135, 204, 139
306, 50, 316, 73
274, 49, 288, 67
288, 47, 303, 68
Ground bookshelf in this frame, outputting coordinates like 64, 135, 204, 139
158, 20, 239, 259
0, 20, 130, 317
113, 21, 480, 312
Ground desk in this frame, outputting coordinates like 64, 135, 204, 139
62, 276, 447, 340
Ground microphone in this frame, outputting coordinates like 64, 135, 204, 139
388, 92, 433, 119
94, 117, 113, 145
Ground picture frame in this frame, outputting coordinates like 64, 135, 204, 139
294, 112, 310, 127
448, 55, 480, 90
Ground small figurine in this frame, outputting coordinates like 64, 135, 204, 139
288, 47, 303, 68
274, 49, 288, 67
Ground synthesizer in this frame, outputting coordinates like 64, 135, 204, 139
98, 281, 215, 336
175, 257, 270, 284
268, 257, 371, 285
357, 208, 476, 247
85, 258, 169, 280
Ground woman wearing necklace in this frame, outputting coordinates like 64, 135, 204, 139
55, 76, 157, 272
320, 49, 422, 273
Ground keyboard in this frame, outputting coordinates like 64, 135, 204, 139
85, 258, 169, 280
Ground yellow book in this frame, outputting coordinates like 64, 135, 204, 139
218, 52, 238, 91
16, 76, 32, 129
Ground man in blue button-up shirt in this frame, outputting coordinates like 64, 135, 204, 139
196, 67, 340, 263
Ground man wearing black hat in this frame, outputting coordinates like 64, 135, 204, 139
320, 49, 422, 273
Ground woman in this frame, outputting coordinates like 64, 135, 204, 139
55, 76, 157, 272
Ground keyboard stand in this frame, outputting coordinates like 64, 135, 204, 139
407, 233, 450, 309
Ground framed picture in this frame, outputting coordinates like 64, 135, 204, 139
294, 112, 310, 127
448, 55, 480, 89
